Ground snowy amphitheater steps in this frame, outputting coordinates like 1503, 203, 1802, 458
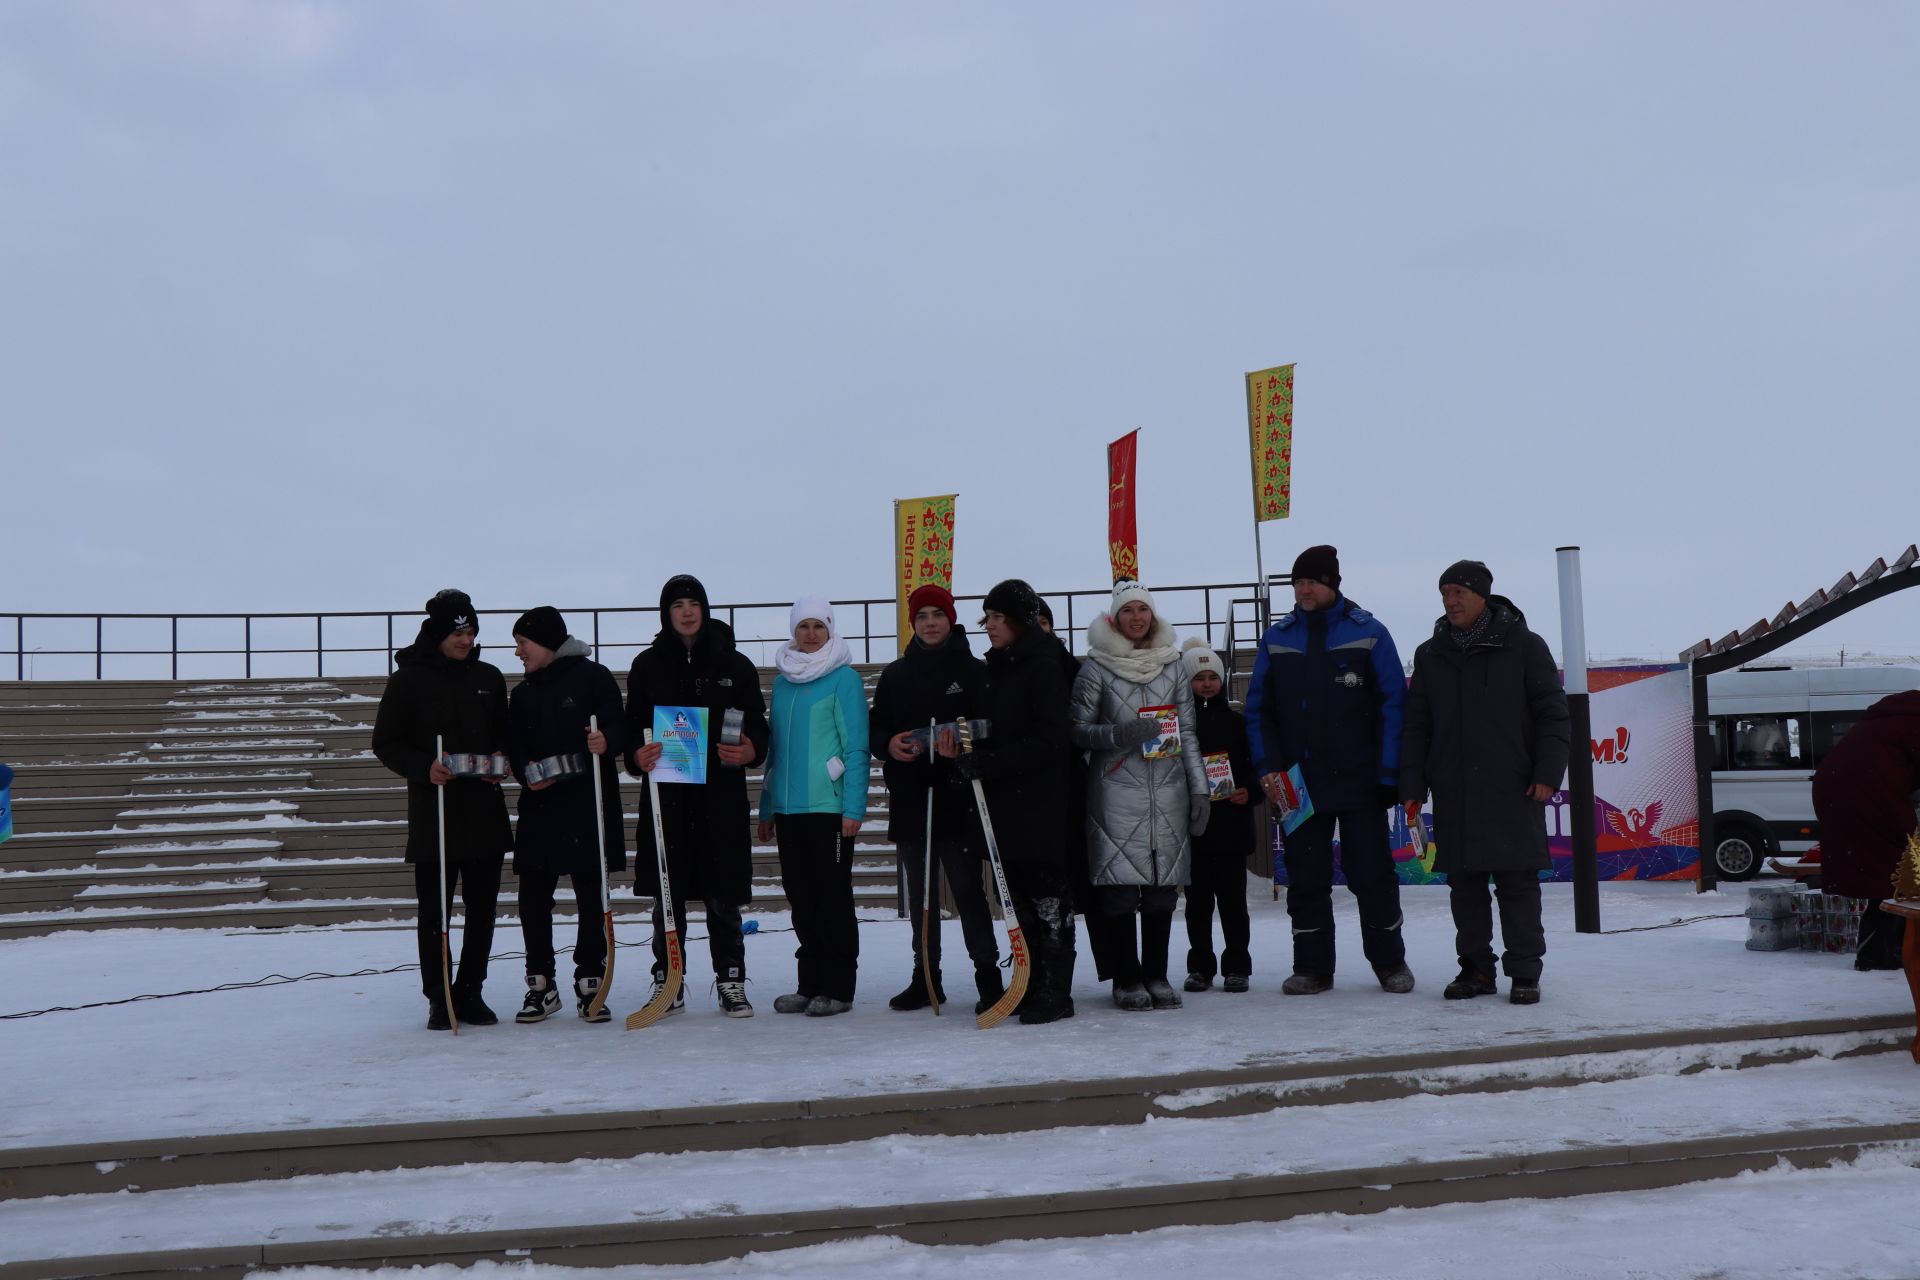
0, 675, 909, 932
2, 1017, 1918, 1275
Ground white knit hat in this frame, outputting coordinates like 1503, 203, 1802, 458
789, 595, 836, 638
1181, 636, 1225, 681
1110, 579, 1155, 616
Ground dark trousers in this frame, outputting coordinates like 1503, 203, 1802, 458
518, 868, 606, 984
413, 855, 502, 1000
900, 832, 999, 977
1096, 883, 1177, 984
1449, 868, 1545, 983
650, 893, 747, 982
776, 813, 860, 1002
1281, 807, 1406, 976
1185, 855, 1251, 980
1005, 859, 1072, 960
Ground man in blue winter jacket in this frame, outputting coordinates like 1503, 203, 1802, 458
1246, 545, 1416, 996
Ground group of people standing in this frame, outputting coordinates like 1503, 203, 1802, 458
373, 545, 1573, 1032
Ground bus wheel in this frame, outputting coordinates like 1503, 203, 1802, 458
1713, 822, 1765, 881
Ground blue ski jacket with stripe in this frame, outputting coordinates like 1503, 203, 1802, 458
1244, 595, 1406, 813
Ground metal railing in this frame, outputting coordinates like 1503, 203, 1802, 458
1, 582, 1277, 683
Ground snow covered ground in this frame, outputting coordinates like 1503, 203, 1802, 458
6, 882, 1916, 1276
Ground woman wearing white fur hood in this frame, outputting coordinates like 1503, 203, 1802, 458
1068, 580, 1210, 1011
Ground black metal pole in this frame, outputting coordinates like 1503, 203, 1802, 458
1692, 666, 1718, 893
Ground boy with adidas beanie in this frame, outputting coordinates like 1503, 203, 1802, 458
870, 584, 1001, 1013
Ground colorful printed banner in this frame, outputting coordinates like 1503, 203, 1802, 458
0, 762, 11, 843
1246, 363, 1295, 523
894, 494, 956, 654
1274, 663, 1702, 886
1107, 430, 1140, 582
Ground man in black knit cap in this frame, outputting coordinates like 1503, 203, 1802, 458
1400, 559, 1570, 1005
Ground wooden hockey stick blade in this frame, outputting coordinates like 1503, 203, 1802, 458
974, 926, 1031, 1029
624, 931, 684, 1030
441, 934, 459, 1035
921, 908, 942, 1015
586, 912, 615, 1019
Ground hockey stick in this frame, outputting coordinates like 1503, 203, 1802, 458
626, 727, 683, 1029
921, 716, 941, 1016
956, 719, 1029, 1028
586, 714, 615, 1020
434, 734, 458, 1035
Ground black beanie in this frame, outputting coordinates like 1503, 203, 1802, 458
659, 574, 710, 620
420, 589, 478, 645
982, 579, 1045, 630
512, 605, 568, 652
1439, 559, 1494, 599
1291, 545, 1341, 591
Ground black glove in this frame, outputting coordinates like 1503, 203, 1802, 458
1188, 792, 1211, 836
1113, 717, 1161, 748
954, 752, 984, 781
1376, 785, 1401, 811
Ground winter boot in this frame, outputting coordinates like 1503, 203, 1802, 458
452, 985, 497, 1026
1281, 971, 1333, 995
889, 972, 944, 1012
1443, 966, 1498, 1000
716, 980, 754, 1018
1018, 903, 1077, 1025
1222, 974, 1250, 993
1374, 963, 1416, 995
426, 997, 452, 1031
974, 963, 1007, 1017
1143, 977, 1183, 1009
1112, 980, 1152, 1011
773, 993, 813, 1013
1184, 972, 1213, 993
805, 996, 852, 1017
516, 975, 561, 1023
1509, 980, 1542, 1005
575, 975, 610, 1024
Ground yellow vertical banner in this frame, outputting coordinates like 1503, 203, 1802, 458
1246, 363, 1295, 522
894, 494, 957, 653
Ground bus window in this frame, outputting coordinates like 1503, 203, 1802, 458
1729, 715, 1805, 769
1810, 711, 1863, 765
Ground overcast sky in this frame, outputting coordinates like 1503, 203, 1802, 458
3, 2, 1915, 673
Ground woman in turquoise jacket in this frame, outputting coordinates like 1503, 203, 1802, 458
757, 596, 871, 1016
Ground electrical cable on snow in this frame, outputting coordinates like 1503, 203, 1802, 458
1, 923, 806, 1019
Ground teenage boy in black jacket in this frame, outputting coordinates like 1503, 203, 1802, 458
507, 607, 627, 1024
870, 585, 1001, 1014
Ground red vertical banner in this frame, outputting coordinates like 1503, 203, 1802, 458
1107, 430, 1140, 583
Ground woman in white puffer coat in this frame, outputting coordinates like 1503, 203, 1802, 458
1069, 580, 1210, 1011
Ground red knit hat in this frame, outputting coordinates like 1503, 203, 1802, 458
907, 584, 958, 626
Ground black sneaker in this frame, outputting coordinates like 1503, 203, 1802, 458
889, 975, 944, 1012
452, 987, 497, 1025
1443, 968, 1498, 1000
426, 998, 451, 1031
517, 976, 561, 1023
1509, 981, 1542, 1006
647, 976, 686, 1016
716, 981, 754, 1018
575, 976, 610, 1024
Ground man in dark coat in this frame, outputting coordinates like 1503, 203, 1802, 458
1246, 545, 1414, 996
954, 579, 1077, 1024
508, 607, 628, 1024
1811, 689, 1920, 970
1400, 560, 1571, 1005
870, 584, 1001, 1014
625, 575, 769, 1018
372, 589, 514, 1030
1036, 598, 1117, 983
1182, 640, 1256, 992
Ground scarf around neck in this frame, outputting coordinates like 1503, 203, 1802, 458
775, 635, 854, 683
1086, 611, 1181, 685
